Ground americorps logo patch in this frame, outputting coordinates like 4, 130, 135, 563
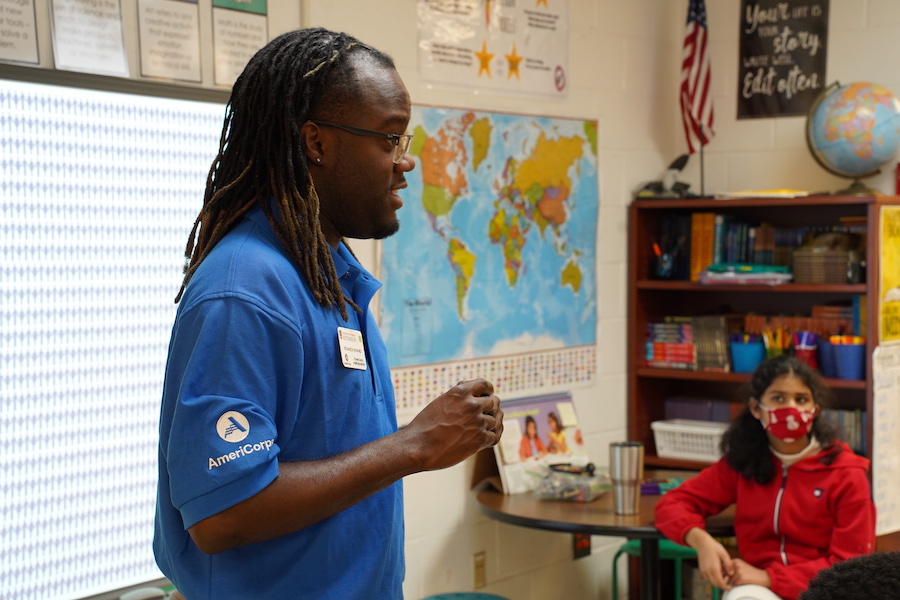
217, 411, 250, 443
209, 411, 276, 470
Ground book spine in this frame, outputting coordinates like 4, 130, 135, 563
853, 294, 867, 337
725, 221, 739, 264
737, 223, 748, 263
764, 225, 776, 265
750, 225, 776, 264
690, 212, 715, 282
673, 214, 692, 280
690, 213, 704, 282
748, 226, 759, 263
712, 214, 728, 265
701, 213, 715, 274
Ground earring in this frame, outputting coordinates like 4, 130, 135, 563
316, 157, 322, 163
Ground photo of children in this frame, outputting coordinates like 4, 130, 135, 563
496, 392, 590, 494
518, 415, 548, 461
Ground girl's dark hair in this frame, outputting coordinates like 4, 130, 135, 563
175, 28, 395, 321
721, 354, 839, 484
547, 412, 561, 430
524, 416, 538, 436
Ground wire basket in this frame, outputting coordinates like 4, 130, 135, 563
651, 419, 728, 462
792, 248, 851, 284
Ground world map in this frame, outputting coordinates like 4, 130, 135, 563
379, 106, 598, 367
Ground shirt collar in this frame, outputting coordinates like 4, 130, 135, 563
771, 436, 822, 466
244, 203, 382, 311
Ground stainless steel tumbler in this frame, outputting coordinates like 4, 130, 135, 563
609, 441, 644, 515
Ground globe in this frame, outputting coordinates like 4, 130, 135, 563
806, 81, 900, 194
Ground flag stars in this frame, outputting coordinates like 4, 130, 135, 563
688, 0, 707, 27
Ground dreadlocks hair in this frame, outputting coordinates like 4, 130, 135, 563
799, 551, 900, 599
175, 28, 397, 321
720, 354, 839, 485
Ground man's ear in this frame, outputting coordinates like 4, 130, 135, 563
300, 121, 325, 165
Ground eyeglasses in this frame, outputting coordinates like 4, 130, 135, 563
310, 120, 413, 164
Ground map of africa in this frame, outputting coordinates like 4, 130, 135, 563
380, 106, 598, 367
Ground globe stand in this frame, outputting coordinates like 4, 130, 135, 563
836, 175, 881, 195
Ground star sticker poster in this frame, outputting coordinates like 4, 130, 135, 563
417, 0, 569, 99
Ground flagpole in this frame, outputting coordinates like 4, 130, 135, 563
700, 144, 705, 197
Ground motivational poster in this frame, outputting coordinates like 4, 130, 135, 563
737, 0, 829, 119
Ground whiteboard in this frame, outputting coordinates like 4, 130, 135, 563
0, 78, 224, 600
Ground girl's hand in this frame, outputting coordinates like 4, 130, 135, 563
684, 527, 735, 590
729, 558, 772, 588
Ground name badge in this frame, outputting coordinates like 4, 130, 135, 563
337, 327, 367, 370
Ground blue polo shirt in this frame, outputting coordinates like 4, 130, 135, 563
153, 206, 403, 600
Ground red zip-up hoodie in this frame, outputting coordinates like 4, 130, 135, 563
654, 441, 875, 600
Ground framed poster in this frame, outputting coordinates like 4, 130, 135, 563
737, 0, 829, 118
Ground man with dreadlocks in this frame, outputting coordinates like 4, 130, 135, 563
153, 28, 504, 600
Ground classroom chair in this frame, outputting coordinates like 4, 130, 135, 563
611, 538, 720, 600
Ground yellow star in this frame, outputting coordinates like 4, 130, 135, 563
536, 0, 548, 6
475, 40, 494, 77
506, 44, 523, 80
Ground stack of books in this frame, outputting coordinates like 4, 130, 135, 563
811, 304, 855, 334
664, 396, 735, 422
820, 408, 867, 455
699, 263, 792, 286
645, 315, 742, 372
644, 318, 695, 369
744, 306, 856, 339
692, 315, 743, 372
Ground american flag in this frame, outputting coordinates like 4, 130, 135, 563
681, 0, 714, 154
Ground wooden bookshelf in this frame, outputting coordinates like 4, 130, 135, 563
627, 194, 900, 469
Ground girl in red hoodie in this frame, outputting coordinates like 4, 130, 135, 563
655, 355, 876, 600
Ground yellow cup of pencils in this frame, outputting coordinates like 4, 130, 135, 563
761, 327, 790, 359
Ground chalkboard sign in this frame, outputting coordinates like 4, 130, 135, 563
737, 0, 829, 119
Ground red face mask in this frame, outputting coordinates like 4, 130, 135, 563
758, 405, 816, 443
